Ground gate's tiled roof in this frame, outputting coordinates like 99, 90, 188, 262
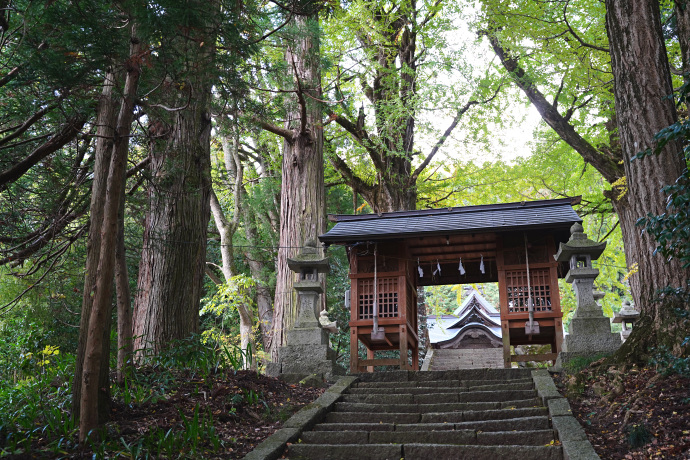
319, 198, 582, 244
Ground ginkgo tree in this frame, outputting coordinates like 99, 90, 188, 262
321, 0, 507, 212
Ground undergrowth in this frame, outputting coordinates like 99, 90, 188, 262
0, 335, 255, 458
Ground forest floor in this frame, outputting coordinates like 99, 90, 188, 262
106, 370, 325, 459
12, 365, 690, 458
15, 370, 324, 459
554, 360, 690, 459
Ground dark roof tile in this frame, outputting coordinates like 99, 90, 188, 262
319, 198, 581, 244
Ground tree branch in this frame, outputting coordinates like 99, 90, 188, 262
328, 153, 375, 196
253, 116, 294, 142
562, 0, 609, 53
333, 114, 386, 172
485, 31, 622, 183
289, 54, 309, 136
0, 104, 54, 147
411, 82, 502, 183
0, 116, 87, 192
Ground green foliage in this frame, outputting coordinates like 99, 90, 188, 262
563, 353, 609, 374
0, 332, 258, 457
426, 285, 460, 314
650, 344, 690, 377
626, 423, 653, 449
138, 404, 222, 459
201, 274, 257, 344
0, 341, 75, 457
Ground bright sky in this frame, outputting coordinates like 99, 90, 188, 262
414, 6, 546, 165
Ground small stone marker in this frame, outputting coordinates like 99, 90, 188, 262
265, 239, 344, 384
611, 300, 640, 341
555, 223, 621, 367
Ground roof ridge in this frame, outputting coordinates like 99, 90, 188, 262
328, 197, 581, 222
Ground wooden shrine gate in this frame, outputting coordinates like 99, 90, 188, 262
319, 198, 581, 373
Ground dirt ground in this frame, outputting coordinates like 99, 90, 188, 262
109, 370, 324, 459
554, 361, 690, 459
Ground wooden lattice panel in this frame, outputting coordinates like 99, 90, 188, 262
505, 268, 552, 313
357, 277, 399, 320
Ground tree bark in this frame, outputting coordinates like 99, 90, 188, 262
209, 159, 255, 363
115, 147, 133, 385
605, 0, 690, 354
73, 70, 117, 424
270, 11, 326, 359
133, 7, 215, 357
329, 4, 418, 213
78, 27, 142, 440
675, 0, 690, 76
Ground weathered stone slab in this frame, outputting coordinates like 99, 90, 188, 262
288, 443, 402, 460
403, 444, 563, 460
241, 427, 300, 460
453, 416, 551, 431
476, 429, 556, 446
548, 397, 574, 417
324, 411, 421, 424
311, 422, 395, 432
551, 415, 588, 442
561, 440, 600, 460
299, 430, 369, 444
370, 429, 476, 444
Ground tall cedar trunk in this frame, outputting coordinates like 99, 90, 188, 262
270, 12, 325, 359
73, 71, 117, 423
79, 29, 141, 439
115, 171, 132, 385
676, 0, 690, 75
133, 9, 214, 356
605, 0, 690, 355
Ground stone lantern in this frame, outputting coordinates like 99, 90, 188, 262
287, 239, 330, 329
611, 300, 640, 341
265, 239, 344, 383
554, 223, 621, 367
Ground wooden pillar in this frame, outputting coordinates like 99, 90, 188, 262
350, 327, 359, 374
367, 347, 375, 373
502, 321, 511, 368
400, 324, 408, 370
554, 317, 564, 356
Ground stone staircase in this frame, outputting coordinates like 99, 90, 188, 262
425, 347, 504, 370
286, 369, 563, 460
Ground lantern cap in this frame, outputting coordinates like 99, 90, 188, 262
554, 223, 607, 262
287, 239, 330, 274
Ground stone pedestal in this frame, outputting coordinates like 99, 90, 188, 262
554, 224, 621, 368
265, 240, 344, 385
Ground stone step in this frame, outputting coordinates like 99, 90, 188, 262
343, 391, 538, 405
324, 407, 548, 424
312, 416, 553, 433
421, 406, 548, 423
346, 387, 538, 402
354, 368, 533, 383
299, 429, 556, 446
287, 443, 562, 460
334, 397, 542, 413
352, 379, 534, 391
403, 444, 562, 460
